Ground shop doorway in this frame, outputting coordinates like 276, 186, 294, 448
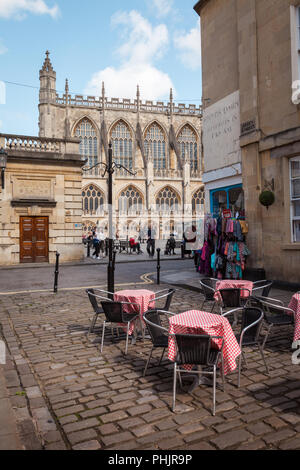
20, 216, 49, 263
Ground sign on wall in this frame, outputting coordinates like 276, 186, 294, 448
203, 90, 241, 172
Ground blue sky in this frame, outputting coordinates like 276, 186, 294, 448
0, 0, 202, 136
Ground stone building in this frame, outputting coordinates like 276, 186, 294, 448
194, 0, 300, 284
0, 133, 84, 265
38, 52, 204, 240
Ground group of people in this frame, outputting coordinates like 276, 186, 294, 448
86, 230, 106, 259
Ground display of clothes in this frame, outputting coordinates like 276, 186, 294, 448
197, 214, 251, 280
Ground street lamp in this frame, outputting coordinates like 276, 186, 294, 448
0, 148, 7, 190
83, 142, 136, 298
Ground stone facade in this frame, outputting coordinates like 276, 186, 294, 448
195, 0, 300, 283
0, 134, 84, 265
38, 52, 204, 240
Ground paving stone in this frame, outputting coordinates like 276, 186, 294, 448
263, 428, 296, 445
63, 417, 100, 434
73, 440, 101, 450
210, 429, 252, 450
68, 428, 98, 445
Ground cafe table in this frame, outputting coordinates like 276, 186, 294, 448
114, 289, 155, 336
168, 310, 241, 378
288, 292, 300, 342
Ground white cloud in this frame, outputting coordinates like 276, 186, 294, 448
148, 0, 174, 18
85, 63, 173, 102
0, 0, 59, 20
85, 10, 175, 101
174, 22, 201, 70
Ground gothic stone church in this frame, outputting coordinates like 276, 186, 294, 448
39, 52, 204, 240
0, 52, 204, 266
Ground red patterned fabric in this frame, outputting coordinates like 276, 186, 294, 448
214, 280, 253, 302
114, 289, 155, 336
288, 293, 300, 342
168, 310, 241, 375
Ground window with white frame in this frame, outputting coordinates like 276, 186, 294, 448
290, 157, 300, 242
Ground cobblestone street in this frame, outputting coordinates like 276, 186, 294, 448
0, 281, 299, 451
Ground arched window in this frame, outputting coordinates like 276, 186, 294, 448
192, 187, 205, 215
156, 187, 180, 214
118, 186, 143, 216
75, 119, 98, 169
144, 123, 167, 170
82, 185, 105, 216
111, 121, 133, 171
178, 125, 198, 170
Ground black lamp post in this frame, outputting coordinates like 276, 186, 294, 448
83, 142, 136, 299
0, 148, 7, 190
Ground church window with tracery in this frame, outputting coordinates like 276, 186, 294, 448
75, 119, 98, 169
111, 121, 133, 171
156, 187, 180, 213
118, 186, 143, 215
192, 188, 205, 215
82, 185, 104, 216
144, 123, 167, 170
178, 125, 198, 170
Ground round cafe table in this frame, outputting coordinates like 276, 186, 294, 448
114, 289, 155, 336
168, 310, 241, 377
288, 292, 300, 342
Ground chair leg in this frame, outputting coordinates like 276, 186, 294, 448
89, 314, 97, 334
172, 363, 177, 412
158, 348, 165, 365
237, 352, 242, 388
143, 347, 154, 377
125, 323, 130, 355
221, 355, 225, 391
262, 324, 272, 350
213, 365, 216, 416
259, 344, 269, 375
100, 321, 106, 353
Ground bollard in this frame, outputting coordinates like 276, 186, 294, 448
157, 248, 161, 285
87, 241, 90, 258
181, 243, 184, 259
54, 252, 60, 293
113, 249, 117, 272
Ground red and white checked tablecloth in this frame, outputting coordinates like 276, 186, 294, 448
168, 310, 241, 375
288, 293, 300, 342
214, 280, 253, 303
114, 289, 155, 336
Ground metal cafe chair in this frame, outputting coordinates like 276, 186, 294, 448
252, 280, 273, 298
143, 309, 176, 376
86, 288, 115, 334
152, 289, 176, 312
252, 296, 295, 349
218, 288, 251, 326
100, 300, 142, 355
171, 333, 225, 416
222, 306, 268, 387
199, 278, 219, 312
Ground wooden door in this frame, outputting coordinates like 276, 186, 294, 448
20, 217, 49, 263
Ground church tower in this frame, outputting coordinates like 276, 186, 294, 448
39, 51, 56, 137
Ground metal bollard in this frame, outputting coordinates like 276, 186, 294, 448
157, 248, 161, 285
54, 252, 60, 293
87, 241, 90, 258
181, 243, 184, 259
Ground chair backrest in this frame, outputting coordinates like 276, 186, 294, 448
163, 289, 175, 311
86, 289, 101, 314
144, 310, 168, 345
200, 279, 216, 301
219, 288, 241, 308
101, 301, 123, 323
253, 280, 273, 297
240, 307, 263, 343
174, 334, 216, 366
254, 297, 293, 324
